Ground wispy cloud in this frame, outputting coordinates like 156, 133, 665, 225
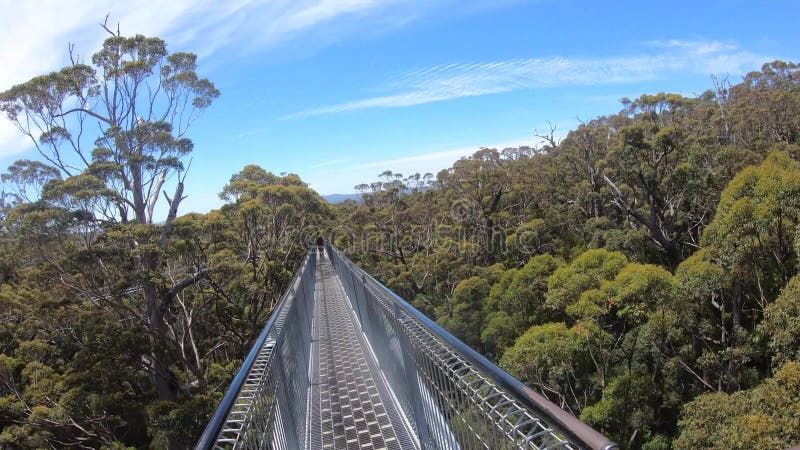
0, 0, 457, 158
0, 123, 30, 159
643, 39, 738, 54
236, 129, 264, 140
287, 40, 768, 118
0, 0, 419, 90
351, 149, 472, 170
310, 158, 351, 169
1, 0, 500, 91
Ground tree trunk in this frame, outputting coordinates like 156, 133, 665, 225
145, 277, 179, 401
732, 277, 743, 329
484, 217, 496, 264
591, 176, 603, 219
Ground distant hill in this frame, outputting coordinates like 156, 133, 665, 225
323, 193, 362, 203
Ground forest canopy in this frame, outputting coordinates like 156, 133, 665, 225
1, 26, 799, 449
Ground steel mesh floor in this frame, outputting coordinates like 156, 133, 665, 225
308, 254, 417, 450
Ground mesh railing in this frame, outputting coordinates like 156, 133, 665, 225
195, 249, 317, 449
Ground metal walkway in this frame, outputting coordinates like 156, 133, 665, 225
309, 254, 416, 449
196, 245, 618, 450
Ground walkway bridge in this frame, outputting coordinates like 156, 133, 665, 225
196, 245, 618, 450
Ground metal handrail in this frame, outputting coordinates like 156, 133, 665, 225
326, 244, 618, 450
194, 307, 274, 448
195, 249, 317, 450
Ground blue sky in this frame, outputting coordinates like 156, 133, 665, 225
0, 0, 798, 215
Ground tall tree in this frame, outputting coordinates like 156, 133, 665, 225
555, 120, 612, 220
703, 151, 800, 327
438, 148, 512, 265
0, 25, 219, 402
727, 61, 800, 153
602, 93, 710, 268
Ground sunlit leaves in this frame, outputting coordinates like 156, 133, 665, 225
499, 322, 588, 412
759, 275, 800, 367
675, 361, 800, 449
1, 31, 218, 225
1, 160, 61, 205
546, 248, 627, 313
482, 254, 561, 356
704, 151, 800, 277
436, 276, 490, 348
0, 64, 96, 122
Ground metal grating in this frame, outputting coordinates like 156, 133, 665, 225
309, 252, 417, 450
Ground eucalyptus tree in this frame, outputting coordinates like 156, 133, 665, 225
727, 61, 800, 153
0, 26, 219, 401
554, 120, 613, 220
438, 148, 512, 265
214, 167, 334, 353
703, 151, 800, 326
600, 94, 701, 268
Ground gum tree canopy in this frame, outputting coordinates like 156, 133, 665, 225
0, 25, 219, 224
0, 25, 219, 402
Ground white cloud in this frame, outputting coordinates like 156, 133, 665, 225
350, 148, 475, 170
0, 122, 31, 159
288, 40, 769, 118
644, 39, 739, 54
0, 0, 442, 155
310, 158, 351, 169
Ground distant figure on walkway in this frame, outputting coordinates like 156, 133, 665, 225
316, 236, 324, 255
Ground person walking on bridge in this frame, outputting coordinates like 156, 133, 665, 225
316, 236, 324, 256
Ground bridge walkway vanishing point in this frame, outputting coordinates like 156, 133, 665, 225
308, 253, 415, 449
196, 245, 619, 450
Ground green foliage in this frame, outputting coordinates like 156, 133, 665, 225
506, 218, 553, 256
0, 164, 324, 447
0, 160, 61, 205
581, 373, 657, 448
641, 435, 672, 450
500, 323, 589, 413
437, 276, 490, 348
759, 275, 800, 367
147, 394, 221, 448
704, 151, 800, 281
547, 248, 628, 314
337, 61, 800, 449
668, 241, 760, 394
606, 263, 674, 325
675, 361, 800, 450
219, 164, 306, 201
482, 254, 561, 356
0, 31, 218, 225
481, 311, 517, 357
674, 248, 725, 304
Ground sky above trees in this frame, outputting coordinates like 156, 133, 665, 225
0, 0, 798, 213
